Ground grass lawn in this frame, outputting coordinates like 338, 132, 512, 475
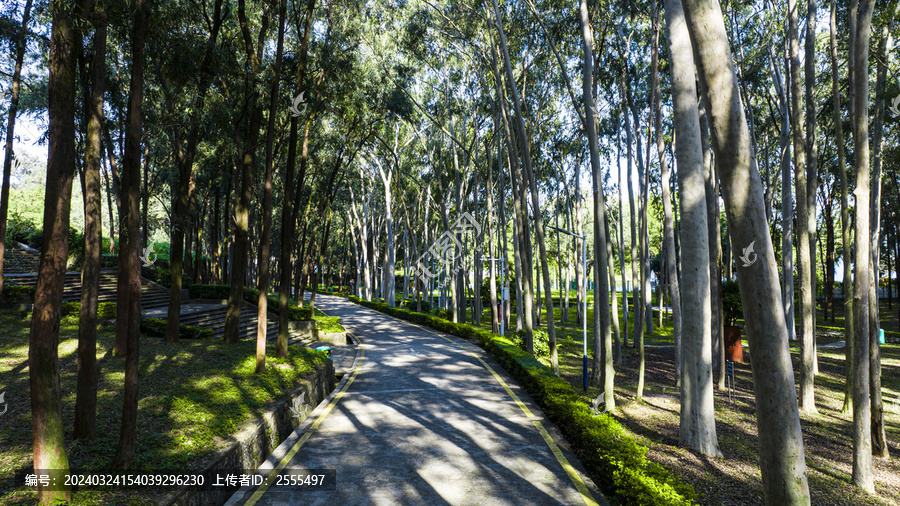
448, 290, 900, 505
304, 299, 345, 334
0, 308, 328, 505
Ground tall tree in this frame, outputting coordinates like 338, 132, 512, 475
700, 98, 725, 390
770, 42, 796, 345
654, 0, 682, 385
277, 0, 316, 358
850, 0, 875, 493
579, 0, 613, 408
665, 0, 720, 457
0, 0, 33, 299
491, 0, 558, 371
804, 0, 819, 378
163, 0, 225, 343
225, 0, 268, 344
114, 0, 149, 469
255, 0, 287, 373
681, 0, 811, 501
868, 1, 897, 458
789, 0, 817, 414
830, 0, 854, 416
31, 0, 76, 501
75, 0, 106, 441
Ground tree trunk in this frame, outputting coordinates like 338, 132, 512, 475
868, 3, 896, 458
655, 1, 682, 387
75, 0, 105, 441
492, 1, 555, 366
226, 0, 267, 344
489, 38, 533, 352
279, 0, 314, 353
850, 0, 875, 491
487, 147, 499, 334
829, 0, 854, 416
103, 160, 116, 250
825, 191, 834, 322
256, 0, 286, 373
114, 0, 148, 470
700, 98, 726, 390
622, 75, 640, 352
805, 0, 820, 378
769, 45, 796, 345
31, 2, 75, 500
681, 0, 811, 501
0, 0, 33, 300
665, 0, 721, 457
789, 0, 817, 414
616, 107, 629, 348
579, 0, 612, 406
164, 0, 224, 343
607, 219, 622, 366
141, 135, 149, 248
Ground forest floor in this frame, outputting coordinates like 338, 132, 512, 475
460, 292, 900, 505
0, 307, 328, 505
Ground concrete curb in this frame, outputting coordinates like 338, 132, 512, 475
160, 360, 335, 506
223, 326, 364, 505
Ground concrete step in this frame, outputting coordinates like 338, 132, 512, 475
5, 270, 291, 342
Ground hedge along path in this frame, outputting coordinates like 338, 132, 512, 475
228, 294, 605, 506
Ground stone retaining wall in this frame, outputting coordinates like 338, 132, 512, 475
161, 359, 335, 506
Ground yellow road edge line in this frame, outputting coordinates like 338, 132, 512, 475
350, 308, 599, 506
533, 421, 599, 506
243, 432, 312, 505
311, 343, 365, 430
427, 330, 597, 505
243, 343, 366, 505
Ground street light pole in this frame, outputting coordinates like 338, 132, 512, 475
548, 225, 588, 393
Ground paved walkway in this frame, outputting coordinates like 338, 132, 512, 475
226, 295, 605, 506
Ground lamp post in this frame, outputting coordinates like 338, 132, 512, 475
548, 225, 588, 393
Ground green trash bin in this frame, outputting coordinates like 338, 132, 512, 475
879, 329, 885, 344
315, 346, 332, 359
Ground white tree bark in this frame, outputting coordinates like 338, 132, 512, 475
664, 0, 720, 458
681, 0, 810, 501
655, 1, 681, 386
579, 0, 613, 406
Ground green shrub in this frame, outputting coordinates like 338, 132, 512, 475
140, 317, 213, 339
348, 296, 696, 505
189, 284, 231, 300
142, 265, 185, 289
431, 307, 451, 320
190, 284, 313, 321
316, 316, 343, 333
721, 281, 742, 326
100, 254, 118, 268
402, 299, 432, 312
511, 328, 550, 358
5, 212, 42, 248
1, 284, 35, 305
60, 301, 117, 320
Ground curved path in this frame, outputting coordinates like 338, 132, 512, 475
226, 294, 606, 506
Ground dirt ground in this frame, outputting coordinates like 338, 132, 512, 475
551, 309, 900, 505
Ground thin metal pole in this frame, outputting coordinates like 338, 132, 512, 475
583, 231, 588, 393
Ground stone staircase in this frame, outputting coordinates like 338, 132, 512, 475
4, 267, 315, 345
4, 269, 170, 309
2, 243, 41, 274
172, 305, 278, 341
143, 303, 315, 345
